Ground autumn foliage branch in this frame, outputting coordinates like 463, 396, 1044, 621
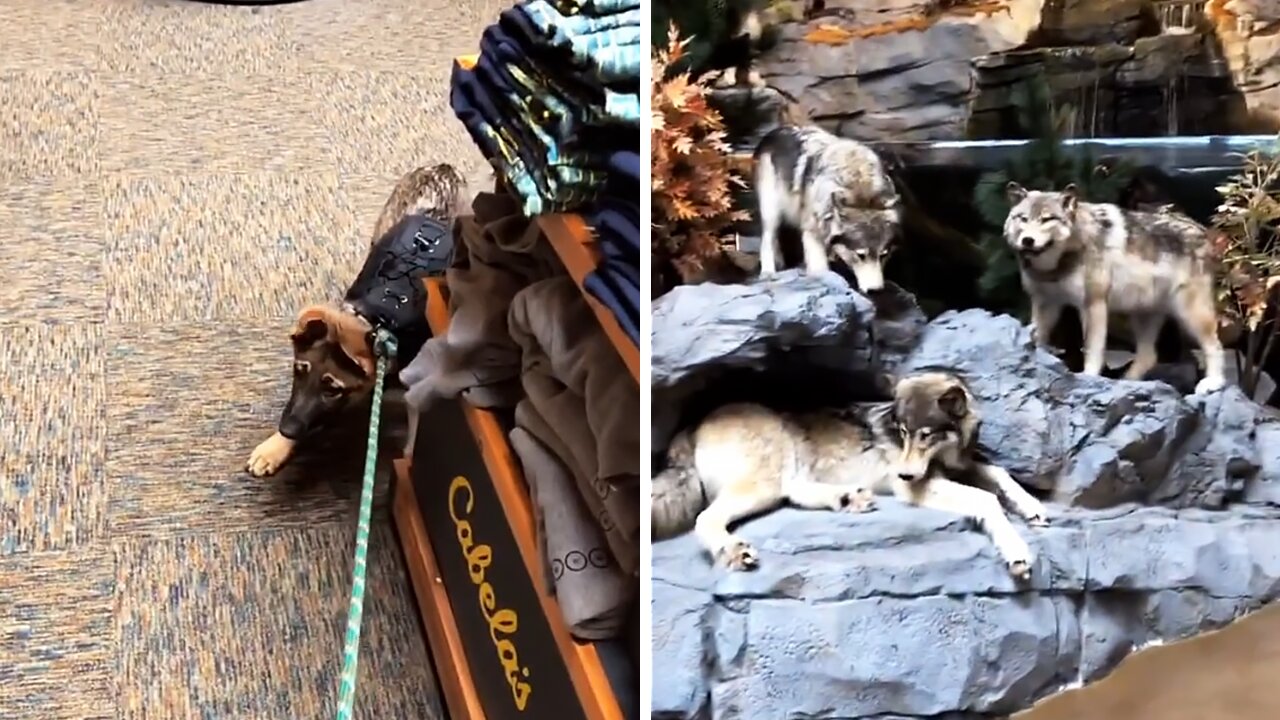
651, 24, 750, 292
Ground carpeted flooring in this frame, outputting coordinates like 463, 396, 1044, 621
0, 1, 497, 717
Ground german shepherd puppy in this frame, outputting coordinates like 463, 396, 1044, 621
1004, 182, 1227, 395
754, 124, 901, 291
246, 164, 465, 477
652, 370, 1048, 579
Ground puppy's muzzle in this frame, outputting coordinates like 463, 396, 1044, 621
278, 396, 331, 440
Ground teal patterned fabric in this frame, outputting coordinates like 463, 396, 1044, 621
520, 1, 641, 84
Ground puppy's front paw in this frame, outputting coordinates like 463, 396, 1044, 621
840, 487, 875, 513
717, 537, 759, 571
246, 432, 295, 478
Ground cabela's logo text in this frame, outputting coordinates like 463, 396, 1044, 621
450, 475, 532, 709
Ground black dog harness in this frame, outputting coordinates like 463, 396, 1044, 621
341, 213, 454, 364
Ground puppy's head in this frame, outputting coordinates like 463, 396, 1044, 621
279, 306, 376, 440
1004, 182, 1080, 264
890, 370, 977, 482
828, 207, 899, 293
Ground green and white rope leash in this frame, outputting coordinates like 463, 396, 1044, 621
336, 327, 398, 720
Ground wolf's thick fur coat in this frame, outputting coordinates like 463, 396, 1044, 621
1004, 183, 1226, 395
753, 124, 901, 291
653, 371, 1048, 579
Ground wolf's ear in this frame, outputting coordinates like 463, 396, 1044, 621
1061, 183, 1080, 213
1005, 181, 1027, 205
937, 385, 969, 419
291, 306, 331, 350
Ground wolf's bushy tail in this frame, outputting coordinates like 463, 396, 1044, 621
652, 429, 708, 539
371, 163, 468, 242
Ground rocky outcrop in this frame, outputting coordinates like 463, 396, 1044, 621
1211, 1, 1280, 129
651, 270, 926, 452
652, 504, 1280, 720
754, 0, 1045, 141
651, 277, 1280, 719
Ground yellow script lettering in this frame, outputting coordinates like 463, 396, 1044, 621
448, 474, 532, 710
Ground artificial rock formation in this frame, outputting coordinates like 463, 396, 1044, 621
650, 275, 1280, 720
751, 0, 1263, 141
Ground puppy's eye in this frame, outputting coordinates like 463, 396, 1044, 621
320, 375, 347, 398
293, 361, 309, 376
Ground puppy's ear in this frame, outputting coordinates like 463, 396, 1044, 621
291, 306, 331, 350
1061, 183, 1079, 213
1006, 181, 1028, 204
937, 385, 969, 419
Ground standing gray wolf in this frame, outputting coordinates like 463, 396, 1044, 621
652, 370, 1048, 579
1004, 182, 1227, 395
753, 124, 901, 291
246, 164, 465, 477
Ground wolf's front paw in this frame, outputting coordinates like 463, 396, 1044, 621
246, 433, 295, 478
1007, 558, 1033, 582
717, 537, 759, 571
1194, 375, 1227, 395
840, 487, 875, 513
1002, 539, 1035, 580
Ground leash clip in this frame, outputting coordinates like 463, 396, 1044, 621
372, 327, 398, 360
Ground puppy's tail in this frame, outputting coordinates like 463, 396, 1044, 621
371, 163, 468, 242
652, 429, 709, 539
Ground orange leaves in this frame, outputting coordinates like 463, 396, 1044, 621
651, 23, 751, 287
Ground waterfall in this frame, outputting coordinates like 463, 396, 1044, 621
1155, 0, 1207, 33
1165, 76, 1181, 135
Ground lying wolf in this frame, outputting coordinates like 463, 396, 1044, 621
753, 124, 901, 291
652, 370, 1048, 580
1004, 182, 1227, 395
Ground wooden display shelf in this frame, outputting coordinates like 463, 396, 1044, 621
391, 278, 625, 720
533, 213, 639, 383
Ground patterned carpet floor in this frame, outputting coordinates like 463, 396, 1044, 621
0, 1, 494, 717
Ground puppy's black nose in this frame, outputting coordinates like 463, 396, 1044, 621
279, 417, 306, 440
1020, 236, 1035, 249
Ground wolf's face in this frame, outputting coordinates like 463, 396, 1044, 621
827, 208, 898, 293
890, 372, 975, 482
279, 307, 375, 440
1004, 183, 1079, 264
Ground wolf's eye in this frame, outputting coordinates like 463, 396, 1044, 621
879, 247, 892, 258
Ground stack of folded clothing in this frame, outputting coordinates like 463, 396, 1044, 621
449, 0, 640, 344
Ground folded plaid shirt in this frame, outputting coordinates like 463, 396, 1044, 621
519, 1, 641, 84
481, 25, 636, 131
452, 60, 604, 216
